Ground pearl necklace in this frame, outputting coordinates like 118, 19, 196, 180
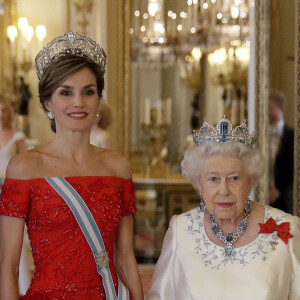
210, 200, 251, 259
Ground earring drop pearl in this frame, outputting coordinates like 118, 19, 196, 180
47, 111, 55, 120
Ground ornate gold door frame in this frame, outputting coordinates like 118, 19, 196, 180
0, 0, 17, 98
105, 0, 131, 157
294, 0, 300, 216
255, 0, 300, 216
254, 0, 270, 207
120, 0, 131, 158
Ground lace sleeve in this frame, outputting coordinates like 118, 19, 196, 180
0, 179, 31, 219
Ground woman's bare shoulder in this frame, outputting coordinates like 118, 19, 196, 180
94, 148, 132, 179
6, 148, 45, 179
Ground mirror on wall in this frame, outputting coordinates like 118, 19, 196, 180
127, 0, 253, 261
125, 0, 300, 219
129, 0, 250, 178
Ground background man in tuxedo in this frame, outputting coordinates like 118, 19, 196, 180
269, 90, 294, 213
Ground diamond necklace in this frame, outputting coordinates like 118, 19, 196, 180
210, 200, 251, 259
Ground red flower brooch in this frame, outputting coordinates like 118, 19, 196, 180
259, 218, 293, 250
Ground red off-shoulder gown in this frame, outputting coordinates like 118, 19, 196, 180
0, 176, 136, 299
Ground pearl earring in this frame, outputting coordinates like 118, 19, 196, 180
47, 111, 55, 120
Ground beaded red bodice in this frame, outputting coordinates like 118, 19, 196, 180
0, 176, 136, 299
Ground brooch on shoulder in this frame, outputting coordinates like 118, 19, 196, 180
258, 217, 293, 251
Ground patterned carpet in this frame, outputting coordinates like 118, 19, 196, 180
138, 264, 155, 299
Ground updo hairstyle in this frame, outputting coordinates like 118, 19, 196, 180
181, 142, 265, 193
38, 55, 105, 133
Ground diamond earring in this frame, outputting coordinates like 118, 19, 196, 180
96, 112, 100, 118
200, 194, 205, 212
47, 111, 55, 120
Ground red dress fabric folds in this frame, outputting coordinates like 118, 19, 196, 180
0, 176, 136, 299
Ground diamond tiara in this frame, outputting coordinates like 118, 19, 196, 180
35, 31, 106, 80
193, 117, 256, 148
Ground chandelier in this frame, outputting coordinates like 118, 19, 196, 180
130, 0, 250, 70
130, 0, 250, 127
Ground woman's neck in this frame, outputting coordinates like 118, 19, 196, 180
48, 130, 93, 163
205, 210, 246, 234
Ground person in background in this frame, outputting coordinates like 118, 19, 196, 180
19, 77, 31, 116
0, 97, 33, 296
148, 117, 300, 300
90, 101, 114, 149
0, 32, 143, 299
268, 90, 294, 214
0, 98, 26, 183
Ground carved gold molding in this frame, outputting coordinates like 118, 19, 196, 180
255, 0, 270, 205
294, 0, 300, 216
116, 0, 131, 157
0, 0, 18, 106
123, 0, 131, 158
66, 0, 71, 32
72, 0, 94, 34
0, 8, 4, 96
106, 0, 130, 156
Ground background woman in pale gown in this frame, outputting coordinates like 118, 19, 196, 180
0, 97, 33, 296
90, 101, 114, 149
0, 98, 26, 182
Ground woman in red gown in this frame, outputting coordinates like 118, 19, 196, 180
0, 32, 143, 299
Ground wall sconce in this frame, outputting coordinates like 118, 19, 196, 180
6, 25, 17, 56
7, 17, 46, 73
6, 18, 46, 135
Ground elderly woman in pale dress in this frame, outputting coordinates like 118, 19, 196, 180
148, 118, 300, 300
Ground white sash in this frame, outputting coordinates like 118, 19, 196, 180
46, 177, 130, 300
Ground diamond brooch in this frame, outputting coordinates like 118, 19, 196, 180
95, 250, 109, 268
